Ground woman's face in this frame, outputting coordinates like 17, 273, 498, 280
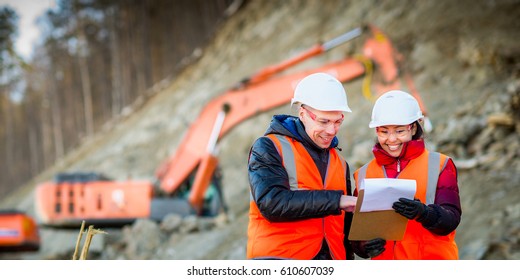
375, 123, 416, 157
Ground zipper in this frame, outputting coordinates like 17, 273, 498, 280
397, 158, 401, 173
322, 219, 331, 259
322, 218, 336, 260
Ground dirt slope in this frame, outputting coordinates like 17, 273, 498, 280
2, 0, 519, 260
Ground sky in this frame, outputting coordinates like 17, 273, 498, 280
1, 0, 57, 60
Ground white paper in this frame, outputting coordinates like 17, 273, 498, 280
359, 178, 417, 212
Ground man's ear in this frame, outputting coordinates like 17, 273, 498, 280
298, 107, 305, 120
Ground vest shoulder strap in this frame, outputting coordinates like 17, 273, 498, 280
266, 134, 298, 190
426, 151, 448, 204
355, 162, 370, 192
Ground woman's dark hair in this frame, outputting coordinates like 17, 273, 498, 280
412, 120, 424, 140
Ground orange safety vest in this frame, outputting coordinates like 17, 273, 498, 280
354, 150, 459, 260
247, 134, 347, 260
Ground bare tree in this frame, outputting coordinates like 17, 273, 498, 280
0, 0, 241, 196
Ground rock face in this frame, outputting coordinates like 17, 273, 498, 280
2, 0, 519, 260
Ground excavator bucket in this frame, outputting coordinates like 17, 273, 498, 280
362, 24, 431, 127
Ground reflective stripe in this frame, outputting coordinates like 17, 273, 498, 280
426, 152, 440, 205
249, 134, 299, 202
339, 157, 347, 182
382, 165, 388, 178
357, 163, 369, 190
273, 134, 299, 190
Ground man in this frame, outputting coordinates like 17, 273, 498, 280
246, 72, 357, 260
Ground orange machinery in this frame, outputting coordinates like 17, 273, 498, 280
0, 210, 40, 252
34, 25, 428, 228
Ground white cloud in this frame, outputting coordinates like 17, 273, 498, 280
1, 0, 56, 59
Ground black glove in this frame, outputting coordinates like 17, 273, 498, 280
392, 197, 427, 220
364, 238, 386, 258
352, 238, 386, 258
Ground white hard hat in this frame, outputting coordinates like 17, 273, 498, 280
369, 90, 424, 128
291, 73, 352, 112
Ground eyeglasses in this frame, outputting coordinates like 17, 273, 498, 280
302, 106, 344, 129
376, 125, 411, 139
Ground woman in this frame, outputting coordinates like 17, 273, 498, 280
352, 90, 461, 260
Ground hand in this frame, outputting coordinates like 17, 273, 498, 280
340, 195, 357, 212
392, 197, 427, 220
364, 238, 386, 258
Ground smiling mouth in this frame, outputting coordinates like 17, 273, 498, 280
387, 144, 401, 151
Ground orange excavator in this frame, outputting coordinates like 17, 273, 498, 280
33, 24, 430, 228
0, 210, 40, 252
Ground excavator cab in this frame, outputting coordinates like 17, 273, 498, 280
35, 172, 155, 227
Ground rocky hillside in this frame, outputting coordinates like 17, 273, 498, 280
2, 0, 519, 260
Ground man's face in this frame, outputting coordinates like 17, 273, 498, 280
299, 105, 344, 149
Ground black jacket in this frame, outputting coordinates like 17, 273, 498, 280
248, 114, 354, 259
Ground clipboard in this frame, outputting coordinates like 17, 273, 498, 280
348, 189, 409, 241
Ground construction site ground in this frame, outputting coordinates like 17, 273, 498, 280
1, 0, 519, 260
